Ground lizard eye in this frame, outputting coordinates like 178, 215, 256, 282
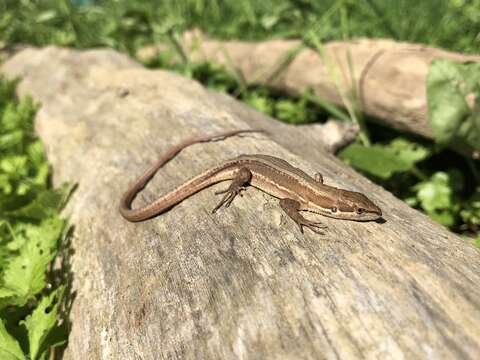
356, 208, 364, 214
331, 207, 338, 213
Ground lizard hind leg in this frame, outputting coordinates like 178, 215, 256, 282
212, 167, 252, 213
279, 198, 327, 235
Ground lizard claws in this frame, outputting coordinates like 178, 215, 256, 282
214, 187, 246, 196
279, 198, 327, 235
212, 187, 246, 213
297, 219, 327, 234
212, 167, 251, 213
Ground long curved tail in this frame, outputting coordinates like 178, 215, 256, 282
119, 129, 260, 222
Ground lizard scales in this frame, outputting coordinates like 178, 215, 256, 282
119, 130, 382, 234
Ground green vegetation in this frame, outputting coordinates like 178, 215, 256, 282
427, 60, 480, 155
0, 0, 479, 355
0, 78, 70, 359
1, 0, 479, 54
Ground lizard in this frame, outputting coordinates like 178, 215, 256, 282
119, 129, 382, 234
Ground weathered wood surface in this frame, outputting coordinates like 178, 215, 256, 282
139, 30, 480, 157
2, 46, 480, 360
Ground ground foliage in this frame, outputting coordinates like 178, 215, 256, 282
0, 77, 70, 359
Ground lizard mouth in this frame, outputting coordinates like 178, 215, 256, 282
375, 216, 386, 224
355, 208, 383, 221
308, 209, 382, 222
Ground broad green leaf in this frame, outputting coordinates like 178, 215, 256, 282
412, 171, 459, 226
339, 139, 431, 179
340, 144, 408, 178
0, 156, 28, 177
389, 138, 430, 164
0, 288, 17, 299
22, 287, 64, 360
414, 172, 452, 212
6, 222, 33, 251
5, 184, 72, 220
0, 130, 23, 150
1, 96, 37, 132
0, 319, 25, 360
427, 59, 480, 150
456, 108, 480, 151
26, 141, 46, 168
0, 218, 64, 309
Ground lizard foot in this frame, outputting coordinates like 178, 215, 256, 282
295, 219, 327, 235
279, 198, 327, 235
212, 167, 252, 213
212, 186, 247, 213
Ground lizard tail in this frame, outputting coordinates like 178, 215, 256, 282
119, 129, 261, 222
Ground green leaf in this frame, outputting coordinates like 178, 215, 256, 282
0, 130, 23, 150
339, 139, 431, 179
0, 319, 25, 360
389, 138, 430, 164
1, 96, 37, 132
0, 174, 13, 194
0, 156, 28, 177
0, 288, 17, 300
275, 99, 300, 122
4, 184, 72, 220
457, 107, 480, 151
412, 171, 460, 227
0, 218, 64, 309
460, 188, 480, 226
414, 172, 452, 212
340, 144, 407, 178
244, 93, 274, 116
0, 76, 67, 360
427, 59, 480, 150
0, 78, 18, 111
5, 222, 34, 252
22, 287, 64, 360
35, 10, 57, 24
26, 141, 46, 168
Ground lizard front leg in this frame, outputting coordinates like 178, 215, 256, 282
212, 167, 252, 213
280, 198, 327, 234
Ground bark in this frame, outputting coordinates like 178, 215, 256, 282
138, 30, 480, 157
2, 46, 480, 360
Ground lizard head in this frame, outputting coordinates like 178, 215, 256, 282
330, 190, 382, 221
309, 189, 382, 221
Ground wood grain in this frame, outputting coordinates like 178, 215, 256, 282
2, 46, 480, 360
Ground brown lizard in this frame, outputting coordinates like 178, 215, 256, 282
119, 129, 382, 234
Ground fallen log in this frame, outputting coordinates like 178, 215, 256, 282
2, 46, 480, 359
138, 30, 480, 158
